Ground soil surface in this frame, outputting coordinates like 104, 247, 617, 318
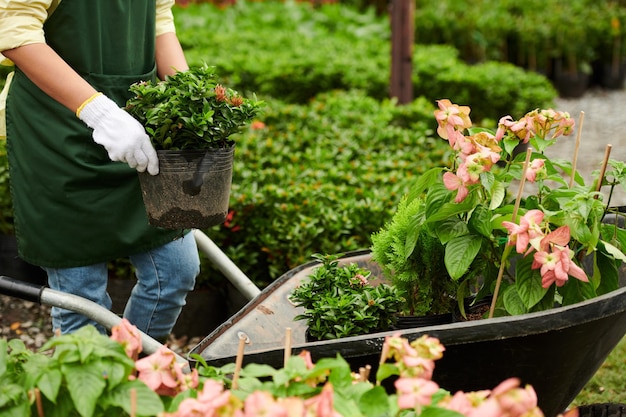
1, 86, 626, 355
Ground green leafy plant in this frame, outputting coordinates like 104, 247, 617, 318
371, 196, 459, 316
289, 253, 404, 340
372, 99, 626, 318
2, 321, 566, 416
125, 64, 264, 150
0, 327, 163, 417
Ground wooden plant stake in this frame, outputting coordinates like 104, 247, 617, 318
359, 365, 372, 382
33, 388, 44, 417
489, 148, 533, 318
130, 388, 136, 417
232, 332, 247, 390
595, 144, 613, 196
569, 111, 584, 188
284, 327, 292, 367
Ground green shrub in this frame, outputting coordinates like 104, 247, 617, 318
174, 2, 557, 121
413, 45, 557, 121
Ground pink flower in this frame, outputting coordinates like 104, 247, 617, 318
172, 379, 238, 417
441, 390, 491, 415
411, 335, 445, 361
434, 99, 472, 148
385, 333, 418, 362
525, 159, 545, 183
299, 350, 315, 369
491, 378, 543, 417
401, 356, 435, 380
303, 383, 342, 417
533, 245, 588, 288
135, 346, 181, 396
395, 377, 440, 411
443, 171, 469, 203
244, 391, 289, 417
502, 210, 545, 254
110, 318, 142, 360
197, 379, 233, 408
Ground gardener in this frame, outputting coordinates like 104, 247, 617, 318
0, 1, 200, 342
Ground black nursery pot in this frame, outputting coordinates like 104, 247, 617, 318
138, 146, 234, 229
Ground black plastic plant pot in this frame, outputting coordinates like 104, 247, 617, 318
138, 146, 234, 229
190, 251, 626, 417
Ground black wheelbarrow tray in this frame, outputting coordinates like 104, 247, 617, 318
3, 246, 626, 417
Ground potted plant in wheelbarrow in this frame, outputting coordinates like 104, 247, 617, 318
125, 64, 264, 229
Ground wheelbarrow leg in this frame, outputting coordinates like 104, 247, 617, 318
192, 229, 261, 301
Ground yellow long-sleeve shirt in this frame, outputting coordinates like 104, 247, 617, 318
0, 0, 178, 138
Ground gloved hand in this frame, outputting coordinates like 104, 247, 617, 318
77, 93, 159, 175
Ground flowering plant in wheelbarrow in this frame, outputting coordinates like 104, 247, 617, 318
372, 99, 626, 318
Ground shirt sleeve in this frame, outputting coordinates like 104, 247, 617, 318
156, 0, 177, 36
0, 0, 52, 62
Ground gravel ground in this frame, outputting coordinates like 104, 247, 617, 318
1, 86, 626, 356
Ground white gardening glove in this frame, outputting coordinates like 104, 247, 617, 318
77, 93, 159, 175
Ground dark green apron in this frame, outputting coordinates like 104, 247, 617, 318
6, 0, 182, 267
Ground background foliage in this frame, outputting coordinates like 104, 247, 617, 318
1, 1, 558, 286
167, 1, 557, 287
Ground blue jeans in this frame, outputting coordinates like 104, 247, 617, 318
45, 232, 199, 341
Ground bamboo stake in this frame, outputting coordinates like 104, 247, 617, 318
569, 111, 584, 188
34, 388, 44, 417
284, 327, 292, 367
359, 365, 372, 382
595, 144, 613, 196
376, 342, 390, 386
489, 148, 533, 318
130, 388, 136, 417
232, 333, 247, 390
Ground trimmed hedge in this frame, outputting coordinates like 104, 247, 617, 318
174, 1, 556, 120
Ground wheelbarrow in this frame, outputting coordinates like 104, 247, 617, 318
0, 229, 261, 366
3, 236, 626, 417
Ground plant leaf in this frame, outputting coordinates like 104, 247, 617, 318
444, 235, 482, 279
61, 362, 107, 417
514, 255, 547, 309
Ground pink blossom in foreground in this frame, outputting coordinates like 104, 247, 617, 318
303, 383, 342, 417
110, 318, 142, 360
491, 377, 543, 417
440, 390, 491, 415
135, 345, 198, 396
411, 335, 445, 361
169, 379, 238, 417
244, 391, 289, 417
395, 377, 440, 411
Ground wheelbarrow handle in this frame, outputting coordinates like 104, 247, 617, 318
0, 275, 188, 368
0, 274, 45, 303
